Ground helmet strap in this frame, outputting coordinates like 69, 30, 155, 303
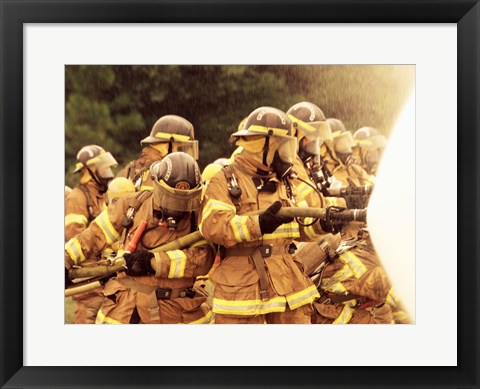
86, 166, 108, 193
262, 136, 270, 166
168, 138, 174, 154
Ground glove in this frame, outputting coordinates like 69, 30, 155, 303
65, 268, 73, 289
124, 251, 155, 276
345, 194, 369, 209
258, 201, 294, 235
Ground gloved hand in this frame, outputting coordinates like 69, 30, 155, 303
65, 268, 73, 289
124, 251, 155, 276
258, 201, 294, 235
345, 193, 369, 209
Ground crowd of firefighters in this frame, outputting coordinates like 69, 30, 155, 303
64, 101, 411, 325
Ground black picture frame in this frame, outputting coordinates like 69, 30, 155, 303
1, 1, 478, 388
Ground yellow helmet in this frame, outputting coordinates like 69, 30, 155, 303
107, 177, 135, 204
201, 162, 224, 183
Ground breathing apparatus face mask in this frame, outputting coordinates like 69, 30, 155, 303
153, 179, 202, 230
270, 135, 297, 179
298, 135, 321, 164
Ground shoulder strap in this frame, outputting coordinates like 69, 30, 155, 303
222, 165, 242, 210
78, 184, 96, 222
130, 164, 153, 185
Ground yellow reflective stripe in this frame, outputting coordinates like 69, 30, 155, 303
297, 200, 308, 208
154, 132, 191, 142
189, 310, 214, 324
95, 309, 123, 324
339, 251, 367, 278
386, 287, 399, 306
248, 125, 289, 136
287, 114, 323, 135
212, 295, 287, 315
296, 182, 314, 198
303, 217, 320, 240
139, 185, 153, 191
65, 237, 85, 265
326, 282, 347, 294
263, 221, 300, 239
95, 210, 120, 245
230, 215, 252, 242
201, 199, 236, 223
333, 305, 355, 324
286, 284, 319, 310
321, 265, 354, 290
102, 203, 108, 211
167, 250, 187, 278
345, 299, 357, 308
65, 213, 88, 227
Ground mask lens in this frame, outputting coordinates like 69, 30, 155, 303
174, 140, 199, 160
275, 136, 297, 164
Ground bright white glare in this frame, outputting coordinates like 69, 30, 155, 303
368, 92, 415, 322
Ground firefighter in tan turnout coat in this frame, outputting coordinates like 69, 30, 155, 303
199, 106, 333, 324
116, 115, 199, 192
65, 145, 118, 324
65, 152, 215, 324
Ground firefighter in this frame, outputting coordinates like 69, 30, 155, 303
353, 126, 388, 175
116, 115, 199, 191
323, 118, 374, 188
65, 145, 118, 241
286, 106, 393, 324
65, 152, 215, 324
199, 106, 331, 324
64, 145, 118, 324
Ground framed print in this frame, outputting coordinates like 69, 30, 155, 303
1, 1, 479, 388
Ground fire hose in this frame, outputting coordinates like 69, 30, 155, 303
65, 207, 366, 297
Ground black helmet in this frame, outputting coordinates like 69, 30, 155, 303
287, 102, 332, 163
73, 145, 118, 192
141, 115, 199, 159
230, 107, 297, 179
150, 152, 203, 215
231, 106, 293, 139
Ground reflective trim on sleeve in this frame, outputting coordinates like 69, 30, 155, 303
65, 237, 85, 265
263, 221, 300, 239
139, 185, 153, 191
65, 213, 88, 227
333, 304, 355, 324
212, 295, 287, 316
296, 200, 308, 208
230, 215, 252, 242
286, 284, 320, 310
95, 210, 120, 245
325, 281, 347, 295
201, 199, 236, 223
321, 265, 354, 290
303, 217, 321, 240
296, 181, 315, 199
339, 251, 367, 279
95, 309, 123, 324
188, 310, 214, 324
167, 250, 187, 278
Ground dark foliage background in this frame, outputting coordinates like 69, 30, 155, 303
65, 65, 414, 187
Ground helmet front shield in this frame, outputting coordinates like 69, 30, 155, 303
153, 179, 203, 212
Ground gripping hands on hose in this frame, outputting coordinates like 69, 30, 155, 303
124, 251, 155, 276
258, 201, 294, 235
